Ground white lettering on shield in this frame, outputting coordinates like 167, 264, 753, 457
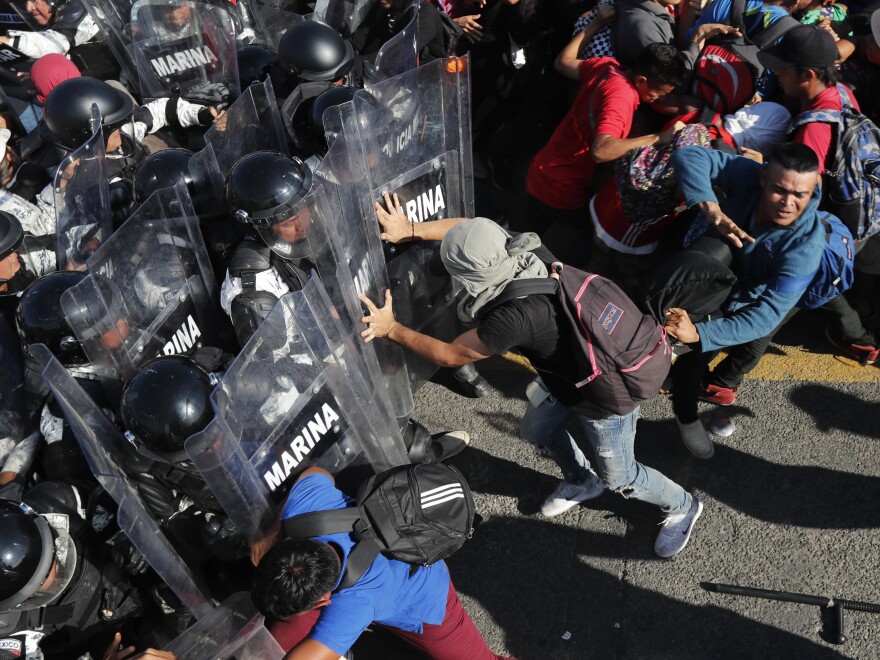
263, 403, 342, 491
404, 184, 446, 224
150, 45, 218, 77
161, 315, 202, 356
0, 48, 19, 62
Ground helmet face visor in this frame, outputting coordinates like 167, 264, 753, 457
253, 199, 315, 261
19, 513, 77, 611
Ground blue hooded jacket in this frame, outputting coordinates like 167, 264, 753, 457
671, 147, 826, 352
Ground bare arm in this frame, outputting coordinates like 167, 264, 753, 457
375, 193, 468, 243
359, 290, 495, 367
592, 120, 686, 164
554, 5, 616, 81
284, 638, 342, 660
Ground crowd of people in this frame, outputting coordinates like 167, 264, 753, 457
0, 0, 878, 657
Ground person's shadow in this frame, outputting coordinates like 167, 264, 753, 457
789, 383, 880, 436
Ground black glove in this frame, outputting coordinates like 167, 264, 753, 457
108, 530, 149, 576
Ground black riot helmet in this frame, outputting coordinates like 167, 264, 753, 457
120, 355, 218, 464
40, 77, 135, 151
237, 44, 277, 91
0, 501, 54, 612
0, 211, 24, 262
226, 150, 314, 260
308, 85, 357, 156
16, 271, 87, 365
277, 21, 355, 84
134, 148, 194, 204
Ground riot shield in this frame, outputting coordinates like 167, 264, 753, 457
53, 105, 111, 272
367, 2, 419, 86
313, 130, 415, 419
0, 316, 27, 450
313, 0, 370, 37
186, 278, 408, 539
83, 0, 239, 104
32, 343, 213, 620
164, 592, 283, 659
242, 0, 310, 51
131, 0, 240, 104
60, 182, 232, 400
334, 58, 472, 387
203, 77, 288, 175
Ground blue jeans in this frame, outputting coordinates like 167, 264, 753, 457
519, 378, 691, 516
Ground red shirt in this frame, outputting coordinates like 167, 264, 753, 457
793, 85, 861, 174
527, 58, 640, 210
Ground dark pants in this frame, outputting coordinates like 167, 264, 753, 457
268, 580, 512, 660
523, 193, 592, 267
822, 293, 875, 345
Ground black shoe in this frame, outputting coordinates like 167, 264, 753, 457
453, 363, 493, 398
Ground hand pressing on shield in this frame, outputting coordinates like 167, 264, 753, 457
360, 289, 398, 343
375, 192, 413, 243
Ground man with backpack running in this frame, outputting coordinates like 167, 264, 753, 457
250, 466, 512, 660
663, 143, 829, 450
359, 195, 702, 559
757, 24, 880, 366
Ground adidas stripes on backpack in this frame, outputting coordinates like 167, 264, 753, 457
283, 463, 475, 590
790, 84, 880, 242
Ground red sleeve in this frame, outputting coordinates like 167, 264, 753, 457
593, 76, 637, 139
792, 123, 832, 175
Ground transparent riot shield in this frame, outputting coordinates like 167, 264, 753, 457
186, 278, 408, 539
367, 2, 419, 86
131, 0, 240, 104
164, 592, 283, 659
54, 105, 111, 272
313, 130, 415, 419
203, 77, 288, 175
32, 343, 213, 620
84, 0, 239, 104
0, 316, 27, 450
60, 182, 232, 401
242, 0, 310, 51
313, 0, 370, 37
334, 58, 473, 387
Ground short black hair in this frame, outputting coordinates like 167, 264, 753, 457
251, 538, 341, 620
795, 64, 839, 87
767, 142, 820, 174
632, 43, 689, 89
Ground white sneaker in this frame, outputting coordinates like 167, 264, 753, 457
540, 473, 605, 517
655, 496, 703, 558
676, 419, 715, 459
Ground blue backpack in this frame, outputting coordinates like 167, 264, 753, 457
772, 214, 855, 310
790, 85, 880, 242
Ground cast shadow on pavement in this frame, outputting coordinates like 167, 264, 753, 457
789, 383, 880, 436
446, 515, 845, 660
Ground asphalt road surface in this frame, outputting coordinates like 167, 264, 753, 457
354, 311, 880, 660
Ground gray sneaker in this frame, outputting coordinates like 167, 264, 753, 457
540, 472, 605, 517
655, 496, 703, 558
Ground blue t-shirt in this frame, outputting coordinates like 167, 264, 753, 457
281, 474, 450, 655
687, 0, 790, 41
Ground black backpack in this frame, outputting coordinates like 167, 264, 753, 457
283, 463, 475, 589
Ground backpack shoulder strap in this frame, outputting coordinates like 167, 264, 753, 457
729, 0, 747, 32
336, 537, 382, 590
750, 14, 800, 50
281, 508, 361, 539
790, 108, 844, 130
477, 278, 559, 321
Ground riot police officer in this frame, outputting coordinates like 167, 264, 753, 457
0, 211, 36, 297
119, 355, 250, 579
0, 482, 142, 658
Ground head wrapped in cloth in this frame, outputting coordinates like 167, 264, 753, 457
440, 218, 547, 324
722, 102, 792, 157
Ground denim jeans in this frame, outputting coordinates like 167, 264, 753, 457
519, 378, 691, 516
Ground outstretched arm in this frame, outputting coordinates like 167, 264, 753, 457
359, 290, 495, 367
375, 193, 468, 243
554, 4, 616, 81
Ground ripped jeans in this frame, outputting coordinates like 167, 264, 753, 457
520, 378, 691, 516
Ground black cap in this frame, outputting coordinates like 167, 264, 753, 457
757, 25, 840, 71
